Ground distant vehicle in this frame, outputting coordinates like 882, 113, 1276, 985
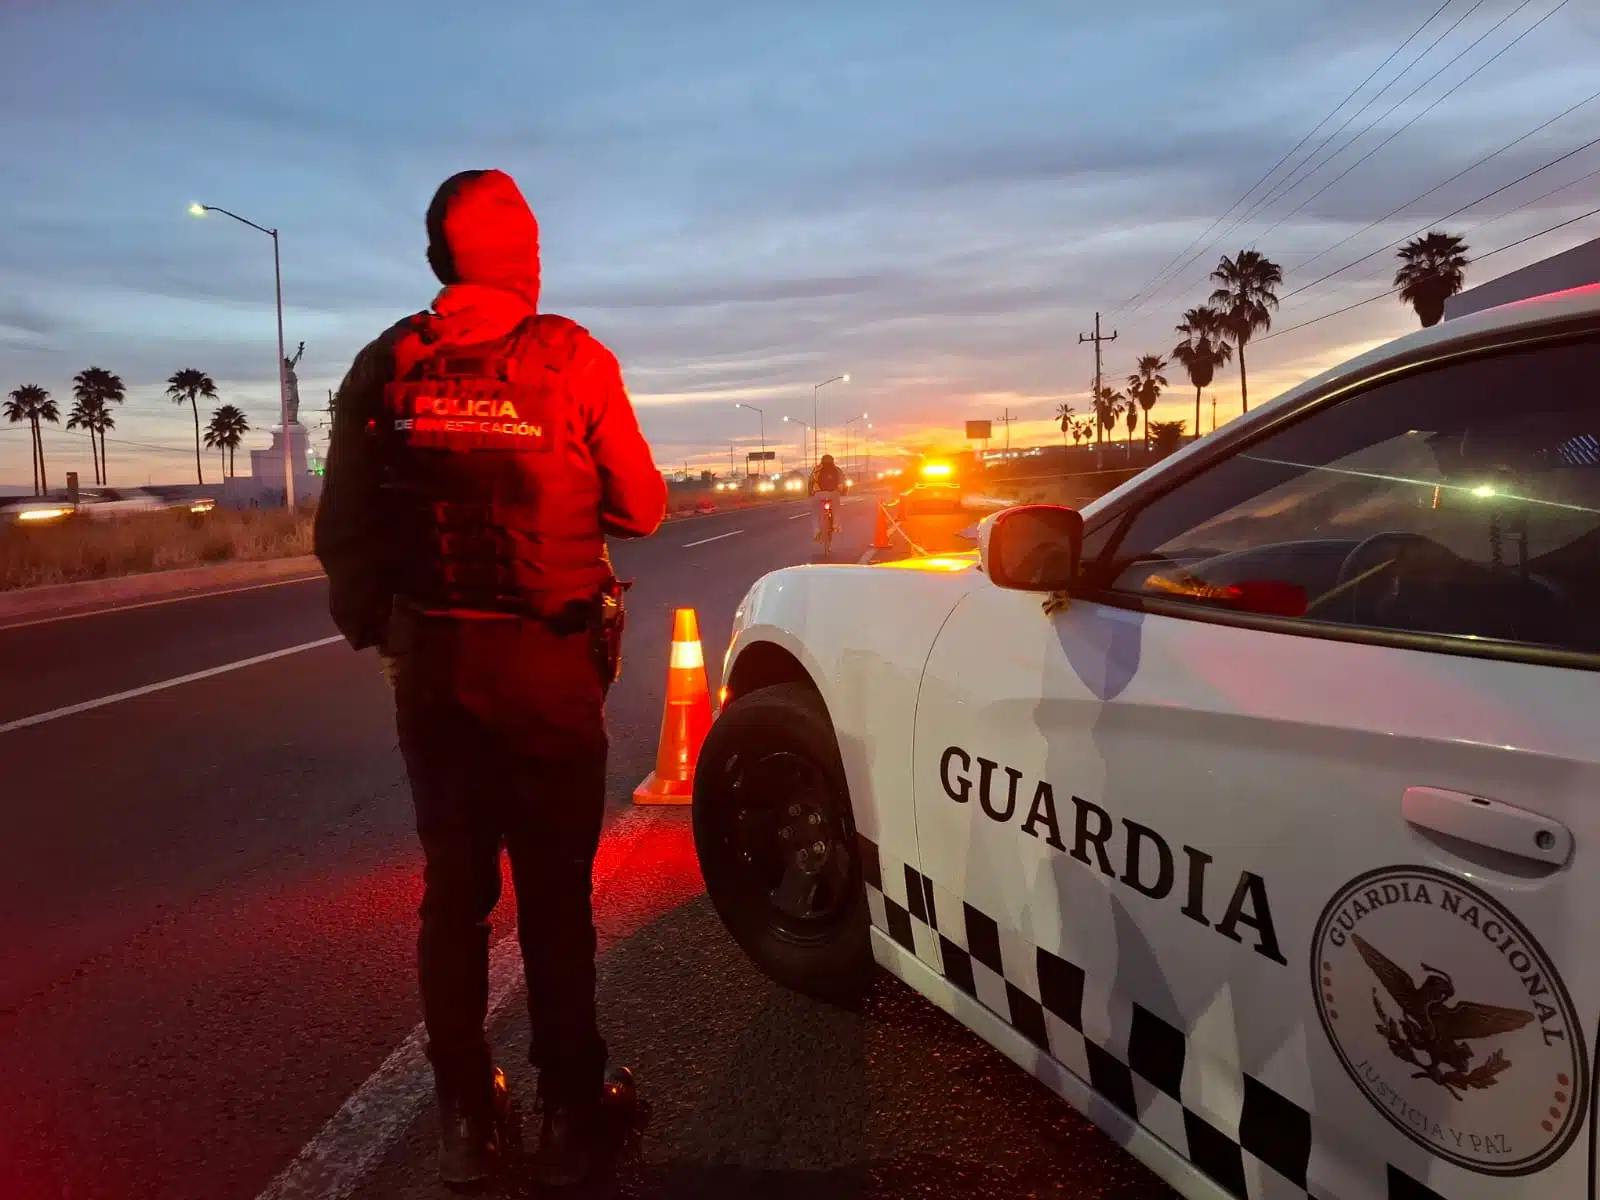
3, 498, 76, 525
75, 488, 167, 518
698, 283, 1600, 1200
897, 457, 964, 515
2, 488, 216, 524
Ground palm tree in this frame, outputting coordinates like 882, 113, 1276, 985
1172, 306, 1233, 443
204, 404, 251, 478
1126, 355, 1169, 452
4, 388, 39, 494
71, 367, 125, 485
1092, 386, 1124, 468
65, 394, 105, 485
167, 369, 217, 485
1055, 401, 1076, 449
1395, 232, 1470, 328
1149, 419, 1187, 457
1209, 249, 1282, 414
1125, 401, 1139, 452
6, 384, 59, 495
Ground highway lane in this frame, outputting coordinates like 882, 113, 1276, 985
0, 491, 1172, 1200
0, 495, 866, 1199
0, 497, 829, 728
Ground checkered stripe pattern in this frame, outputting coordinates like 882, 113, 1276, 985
857, 835, 1449, 1200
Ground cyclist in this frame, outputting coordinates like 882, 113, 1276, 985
807, 454, 843, 544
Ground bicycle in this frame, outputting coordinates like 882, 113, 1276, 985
819, 496, 836, 558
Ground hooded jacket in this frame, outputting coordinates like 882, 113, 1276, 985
315, 170, 667, 649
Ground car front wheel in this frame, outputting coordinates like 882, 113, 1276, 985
691, 681, 874, 999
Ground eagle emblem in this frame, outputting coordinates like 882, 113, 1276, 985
1354, 934, 1535, 1098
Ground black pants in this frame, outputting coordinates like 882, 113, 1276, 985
392, 613, 609, 1114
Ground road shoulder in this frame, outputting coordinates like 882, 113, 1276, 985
0, 555, 324, 627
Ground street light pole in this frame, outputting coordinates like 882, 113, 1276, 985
812, 373, 848, 464
783, 416, 811, 472
271, 229, 292, 508
735, 402, 765, 478
191, 203, 293, 508
842, 412, 868, 478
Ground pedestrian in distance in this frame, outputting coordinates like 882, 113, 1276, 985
315, 168, 667, 1189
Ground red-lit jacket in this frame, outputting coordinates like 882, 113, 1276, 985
315, 171, 666, 649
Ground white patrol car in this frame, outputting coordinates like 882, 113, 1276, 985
694, 283, 1600, 1200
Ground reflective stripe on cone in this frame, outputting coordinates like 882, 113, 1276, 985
632, 607, 714, 805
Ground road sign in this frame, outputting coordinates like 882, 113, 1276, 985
965, 420, 992, 440
746, 451, 776, 462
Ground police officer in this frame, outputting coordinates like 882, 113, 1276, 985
314, 169, 667, 1189
807, 452, 844, 542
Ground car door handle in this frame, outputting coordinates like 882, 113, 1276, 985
1402, 786, 1572, 867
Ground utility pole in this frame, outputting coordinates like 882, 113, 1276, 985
1079, 311, 1117, 466
1079, 311, 1118, 406
993, 407, 1019, 454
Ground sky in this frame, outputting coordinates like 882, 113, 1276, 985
2, 0, 1598, 489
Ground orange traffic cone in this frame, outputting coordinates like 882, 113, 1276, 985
871, 502, 891, 549
633, 608, 714, 805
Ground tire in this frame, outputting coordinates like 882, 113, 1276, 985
692, 682, 874, 999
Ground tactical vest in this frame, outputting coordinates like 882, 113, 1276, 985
377, 314, 608, 616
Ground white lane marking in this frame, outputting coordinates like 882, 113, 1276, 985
681, 529, 743, 548
787, 512, 809, 520
0, 636, 345, 736
0, 573, 326, 633
253, 806, 666, 1200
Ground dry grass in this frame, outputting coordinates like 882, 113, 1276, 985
0, 506, 315, 591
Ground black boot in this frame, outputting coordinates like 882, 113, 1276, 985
533, 1100, 601, 1189
435, 1079, 500, 1189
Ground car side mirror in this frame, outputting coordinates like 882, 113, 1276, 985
980, 504, 1084, 592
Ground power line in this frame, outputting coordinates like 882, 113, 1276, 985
1471, 199, 1600, 262
1255, 0, 1573, 242
1128, 0, 1480, 316
1460, 160, 1600, 236
93, 433, 200, 455
1258, 200, 1600, 342
1234, 0, 1493, 235
1277, 130, 1600, 304
1111, 0, 1455, 315
1289, 84, 1600, 275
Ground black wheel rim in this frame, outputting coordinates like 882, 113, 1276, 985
714, 748, 855, 940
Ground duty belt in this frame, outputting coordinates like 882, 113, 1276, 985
392, 578, 631, 689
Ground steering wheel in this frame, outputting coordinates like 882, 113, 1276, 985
1329, 531, 1462, 625
1330, 529, 1573, 641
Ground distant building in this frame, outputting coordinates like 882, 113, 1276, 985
224, 421, 322, 508
1444, 236, 1600, 320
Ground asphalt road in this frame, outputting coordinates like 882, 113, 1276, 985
0, 493, 1174, 1200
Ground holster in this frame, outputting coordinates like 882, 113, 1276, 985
591, 576, 631, 692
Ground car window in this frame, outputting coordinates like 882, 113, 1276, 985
1091, 335, 1600, 657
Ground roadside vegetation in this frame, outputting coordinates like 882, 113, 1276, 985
0, 505, 314, 591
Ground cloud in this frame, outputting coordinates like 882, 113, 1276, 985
2, 0, 1598, 487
